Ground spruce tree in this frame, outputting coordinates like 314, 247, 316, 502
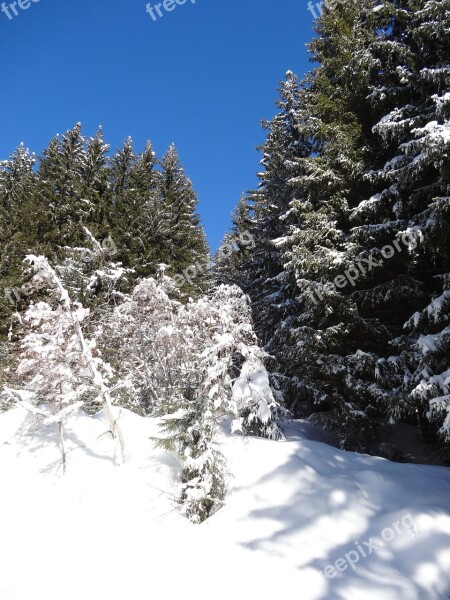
118, 140, 164, 279
217, 73, 313, 403
37, 124, 88, 253
278, 0, 411, 444
0, 144, 39, 337
348, 0, 450, 444
158, 144, 210, 296
227, 0, 443, 450
268, 0, 450, 451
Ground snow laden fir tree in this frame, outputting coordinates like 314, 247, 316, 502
6, 255, 126, 472
218, 0, 450, 455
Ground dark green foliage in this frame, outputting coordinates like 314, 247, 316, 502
221, 0, 450, 453
156, 145, 210, 296
0, 126, 210, 340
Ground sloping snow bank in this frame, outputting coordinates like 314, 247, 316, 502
0, 408, 450, 600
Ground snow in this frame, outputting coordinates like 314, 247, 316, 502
232, 358, 278, 427
417, 327, 450, 355
427, 291, 450, 322
1, 407, 450, 600
352, 194, 381, 216
386, 155, 406, 168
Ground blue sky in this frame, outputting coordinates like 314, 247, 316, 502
0, 0, 315, 251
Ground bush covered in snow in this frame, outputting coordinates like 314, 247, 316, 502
5, 257, 284, 521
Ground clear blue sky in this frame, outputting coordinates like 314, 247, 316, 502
0, 0, 315, 251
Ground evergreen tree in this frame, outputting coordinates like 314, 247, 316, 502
217, 73, 313, 403
250, 0, 450, 452
37, 124, 88, 253
158, 144, 210, 296
213, 195, 254, 288
81, 128, 111, 236
348, 0, 450, 443
278, 0, 409, 444
158, 284, 284, 522
0, 144, 39, 337
109, 136, 137, 272
116, 140, 165, 279
220, 0, 448, 452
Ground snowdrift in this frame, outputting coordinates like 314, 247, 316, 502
0, 407, 450, 600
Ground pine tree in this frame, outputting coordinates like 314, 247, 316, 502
233, 0, 424, 449
267, 0, 450, 451
109, 136, 137, 272
349, 0, 450, 444
81, 128, 111, 236
158, 144, 210, 296
405, 283, 450, 443
214, 194, 254, 288
37, 124, 88, 253
0, 144, 39, 338
116, 140, 165, 279
217, 73, 314, 404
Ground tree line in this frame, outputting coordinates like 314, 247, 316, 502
0, 127, 210, 339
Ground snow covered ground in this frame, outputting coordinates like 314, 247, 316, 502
1, 408, 450, 600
